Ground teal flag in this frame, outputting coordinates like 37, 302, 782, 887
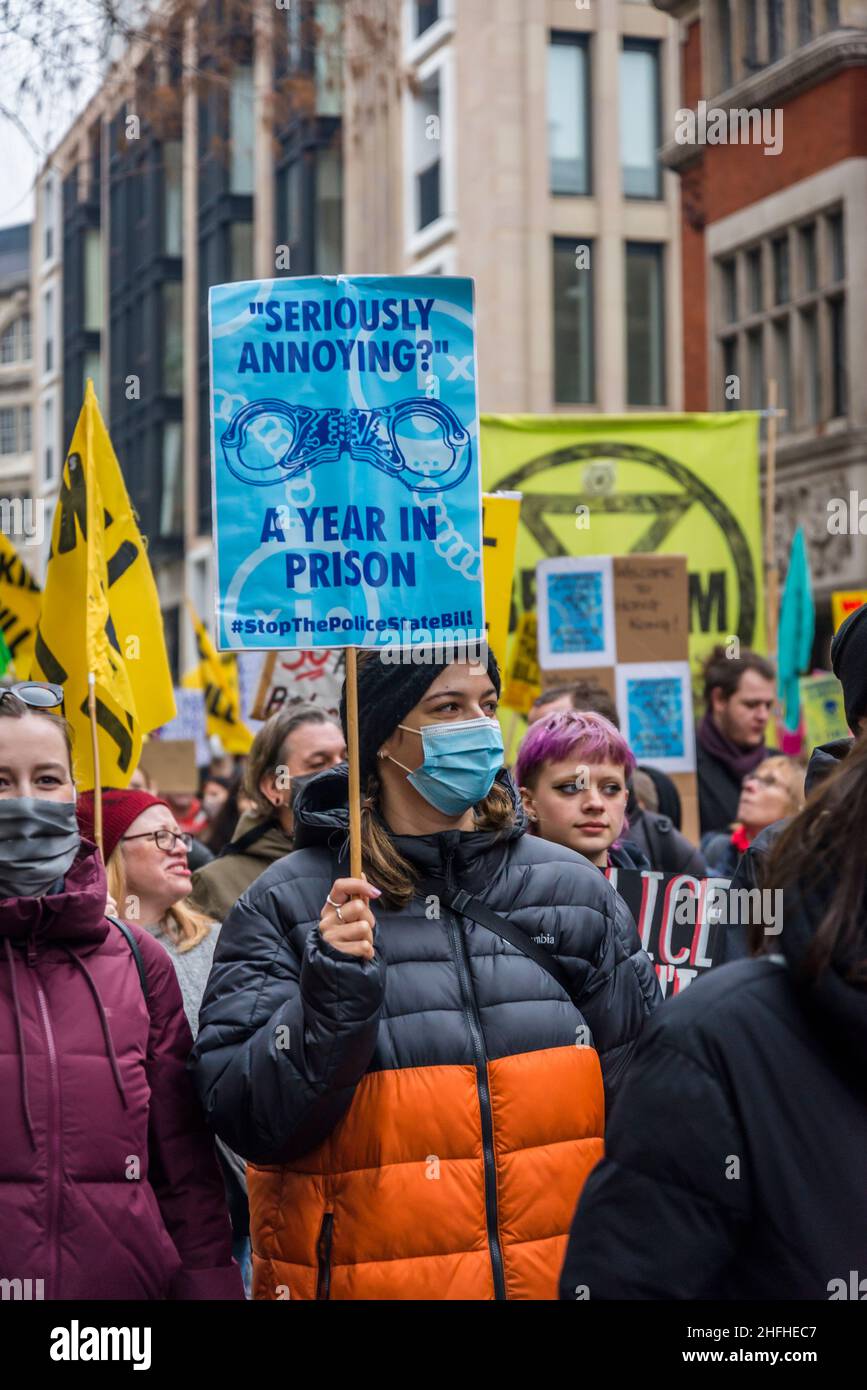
778, 526, 815, 731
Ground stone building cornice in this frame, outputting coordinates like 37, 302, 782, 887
660, 29, 867, 171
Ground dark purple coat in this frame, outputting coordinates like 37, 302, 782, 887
0, 839, 243, 1299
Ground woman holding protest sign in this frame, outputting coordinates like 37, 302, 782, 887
0, 686, 242, 1300
516, 710, 649, 871
192, 651, 659, 1301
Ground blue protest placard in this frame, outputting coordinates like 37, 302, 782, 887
615, 661, 696, 773
157, 688, 210, 767
536, 556, 616, 668
208, 276, 484, 651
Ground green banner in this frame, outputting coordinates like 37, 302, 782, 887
480, 412, 765, 680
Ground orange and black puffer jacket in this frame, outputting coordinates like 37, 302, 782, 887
191, 767, 660, 1300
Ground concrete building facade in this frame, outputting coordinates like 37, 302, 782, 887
0, 225, 34, 523
655, 0, 867, 654
345, 0, 684, 415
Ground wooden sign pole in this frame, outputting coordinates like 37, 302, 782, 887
87, 672, 103, 857
345, 646, 362, 877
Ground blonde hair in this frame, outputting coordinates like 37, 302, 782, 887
360, 771, 515, 909
758, 754, 807, 817
106, 846, 214, 951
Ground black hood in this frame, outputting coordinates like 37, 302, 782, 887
778, 878, 867, 1073
292, 762, 526, 895
804, 737, 853, 794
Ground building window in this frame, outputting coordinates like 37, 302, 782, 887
43, 396, 55, 481
716, 0, 733, 89
826, 0, 840, 28
412, 70, 441, 231
315, 0, 343, 117
626, 243, 666, 407
230, 222, 254, 281
767, 0, 785, 63
772, 234, 789, 305
43, 175, 56, 262
747, 246, 763, 312
83, 349, 102, 403
161, 422, 184, 536
744, 0, 759, 71
162, 282, 183, 396
828, 209, 845, 281
829, 295, 847, 417
0, 408, 15, 454
0, 322, 15, 363
621, 41, 661, 199
723, 338, 739, 411
43, 288, 54, 373
163, 141, 183, 257
720, 257, 737, 323
280, 158, 304, 270
713, 206, 847, 430
799, 222, 817, 291
800, 308, 819, 423
315, 145, 343, 273
416, 1, 439, 36
20, 403, 31, 452
548, 33, 590, 197
84, 229, 103, 333
230, 67, 255, 195
798, 0, 814, 44
20, 314, 31, 361
552, 237, 594, 405
773, 317, 791, 433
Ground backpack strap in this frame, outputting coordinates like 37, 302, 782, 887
417, 878, 572, 997
107, 915, 149, 1004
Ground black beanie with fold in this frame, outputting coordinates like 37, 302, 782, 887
340, 647, 502, 788
831, 602, 867, 731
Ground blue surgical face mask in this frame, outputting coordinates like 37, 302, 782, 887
383, 716, 505, 817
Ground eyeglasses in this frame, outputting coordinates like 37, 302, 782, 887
743, 773, 783, 791
0, 681, 64, 713
122, 829, 193, 853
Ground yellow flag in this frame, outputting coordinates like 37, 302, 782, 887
481, 492, 521, 670
83, 386, 175, 734
0, 531, 41, 676
183, 602, 253, 755
31, 383, 153, 788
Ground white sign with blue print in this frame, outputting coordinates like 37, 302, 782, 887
208, 276, 484, 651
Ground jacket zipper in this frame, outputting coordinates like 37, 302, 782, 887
31, 963, 62, 1301
446, 912, 507, 1300
316, 1211, 334, 1300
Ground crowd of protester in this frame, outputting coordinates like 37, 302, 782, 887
1, 602, 866, 1300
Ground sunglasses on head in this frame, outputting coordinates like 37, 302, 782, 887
0, 681, 65, 714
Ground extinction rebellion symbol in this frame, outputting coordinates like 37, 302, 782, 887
495, 441, 757, 645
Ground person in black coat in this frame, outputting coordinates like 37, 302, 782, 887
191, 654, 659, 1301
695, 646, 776, 836
559, 730, 867, 1299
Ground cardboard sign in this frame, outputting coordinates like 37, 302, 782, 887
800, 672, 849, 745
157, 688, 210, 766
138, 739, 199, 795
251, 648, 345, 721
209, 276, 484, 652
536, 553, 696, 775
481, 492, 521, 670
605, 869, 729, 998
831, 590, 867, 632
502, 611, 541, 714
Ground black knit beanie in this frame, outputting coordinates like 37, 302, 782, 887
340, 647, 502, 788
830, 603, 867, 731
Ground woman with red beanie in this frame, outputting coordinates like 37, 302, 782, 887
77, 788, 219, 1034
0, 686, 243, 1300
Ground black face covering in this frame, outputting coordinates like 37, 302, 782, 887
0, 797, 81, 898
